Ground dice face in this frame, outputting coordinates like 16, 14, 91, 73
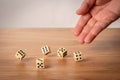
74, 57, 82, 61
73, 51, 82, 61
57, 48, 67, 58
57, 51, 62, 57
36, 58, 45, 69
15, 50, 26, 60
41, 45, 50, 55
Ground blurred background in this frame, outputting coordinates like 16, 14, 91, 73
0, 0, 120, 28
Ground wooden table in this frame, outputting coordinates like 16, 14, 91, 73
0, 28, 120, 80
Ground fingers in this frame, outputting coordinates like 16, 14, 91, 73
74, 13, 91, 36
75, 0, 120, 44
84, 10, 119, 43
78, 17, 97, 44
76, 0, 96, 15
84, 21, 106, 43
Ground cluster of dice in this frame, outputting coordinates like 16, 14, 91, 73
15, 45, 82, 69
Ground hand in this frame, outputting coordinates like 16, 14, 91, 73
74, 0, 120, 44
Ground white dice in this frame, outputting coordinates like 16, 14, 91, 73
73, 51, 82, 61
36, 58, 45, 69
41, 45, 50, 55
57, 48, 67, 58
15, 50, 26, 60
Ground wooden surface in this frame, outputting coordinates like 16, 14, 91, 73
0, 28, 120, 80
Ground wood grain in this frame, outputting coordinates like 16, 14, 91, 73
0, 28, 120, 80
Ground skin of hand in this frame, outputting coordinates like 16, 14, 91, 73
74, 0, 120, 44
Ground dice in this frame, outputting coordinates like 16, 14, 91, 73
41, 45, 50, 55
73, 51, 82, 61
36, 58, 45, 69
57, 48, 67, 58
15, 50, 26, 60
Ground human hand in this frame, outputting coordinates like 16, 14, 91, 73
74, 0, 120, 44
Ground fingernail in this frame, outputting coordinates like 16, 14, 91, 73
79, 40, 84, 44
84, 38, 90, 43
74, 28, 79, 36
78, 38, 84, 44
74, 31, 78, 36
